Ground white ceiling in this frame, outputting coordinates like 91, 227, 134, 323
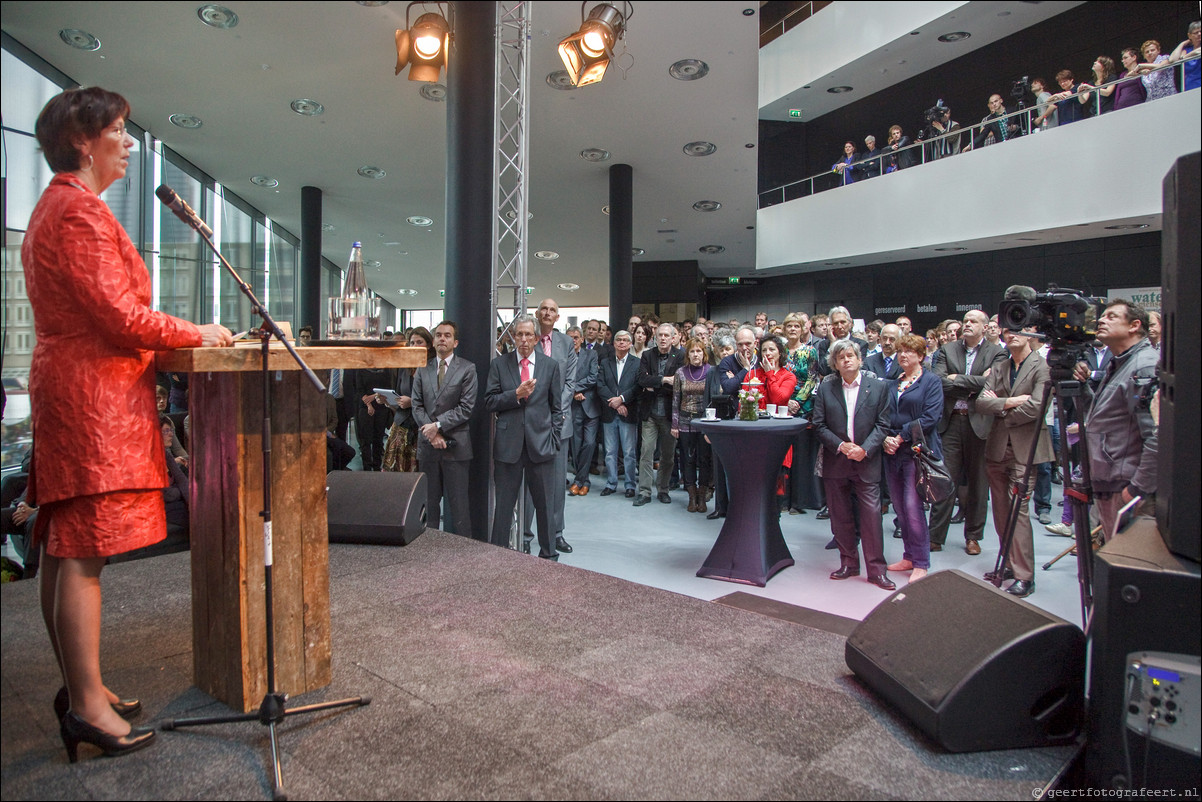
1, 0, 763, 310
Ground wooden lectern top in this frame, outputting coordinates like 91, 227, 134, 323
157, 345, 428, 373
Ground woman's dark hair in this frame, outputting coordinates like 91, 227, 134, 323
409, 326, 436, 360
35, 87, 131, 173
637, 321, 656, 345
758, 334, 786, 363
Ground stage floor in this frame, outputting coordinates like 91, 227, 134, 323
1, 531, 1075, 800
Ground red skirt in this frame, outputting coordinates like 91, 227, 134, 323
33, 490, 167, 559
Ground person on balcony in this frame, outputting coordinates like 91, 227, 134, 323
1138, 40, 1178, 101
1169, 21, 1201, 92
970, 94, 1025, 149
1114, 49, 1149, 111
1079, 56, 1118, 115
831, 141, 862, 186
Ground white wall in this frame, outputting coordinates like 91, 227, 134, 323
756, 91, 1201, 272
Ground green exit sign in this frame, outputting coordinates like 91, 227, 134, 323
727, 277, 741, 285
789, 109, 802, 118
439, 289, 445, 297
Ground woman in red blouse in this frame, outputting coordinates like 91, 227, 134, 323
23, 88, 232, 761
742, 335, 797, 411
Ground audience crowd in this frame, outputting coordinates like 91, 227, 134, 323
824, 22, 1199, 185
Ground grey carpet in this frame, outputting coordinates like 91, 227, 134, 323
1, 530, 1074, 800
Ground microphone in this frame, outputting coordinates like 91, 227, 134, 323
155, 184, 212, 238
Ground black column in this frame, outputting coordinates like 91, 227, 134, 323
300, 185, 323, 332
443, 2, 496, 542
609, 163, 633, 329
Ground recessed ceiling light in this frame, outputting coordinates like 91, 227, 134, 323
693, 200, 721, 212
290, 98, 325, 116
745, 143, 755, 148
197, 4, 238, 29
534, 251, 559, 261
419, 84, 447, 102
59, 29, 100, 51
169, 114, 203, 129
683, 141, 717, 157
743, 8, 755, 16
398, 288, 418, 296
699, 245, 725, 255
632, 248, 645, 256
934, 247, 968, 251
668, 59, 710, 81
322, 223, 336, 232
407, 216, 434, 227
580, 148, 610, 162
557, 283, 580, 292
1104, 224, 1150, 230
910, 31, 921, 36
546, 70, 577, 90
250, 175, 278, 188
357, 165, 386, 179
505, 210, 533, 220
365, 260, 382, 268
827, 86, 853, 94
1017, 237, 1039, 241
938, 32, 971, 43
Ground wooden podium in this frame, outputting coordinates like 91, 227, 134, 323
157, 345, 426, 712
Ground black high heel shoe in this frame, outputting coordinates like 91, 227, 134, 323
59, 711, 155, 763
54, 687, 142, 722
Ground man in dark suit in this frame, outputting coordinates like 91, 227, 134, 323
863, 323, 903, 380
976, 328, 1053, 598
812, 340, 895, 590
567, 326, 600, 496
816, 306, 870, 377
598, 330, 641, 497
930, 309, 1007, 554
485, 316, 565, 560
525, 298, 576, 554
635, 322, 685, 506
411, 320, 477, 538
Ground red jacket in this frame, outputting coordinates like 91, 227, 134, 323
22, 173, 201, 505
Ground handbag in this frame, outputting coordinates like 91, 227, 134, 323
909, 421, 955, 504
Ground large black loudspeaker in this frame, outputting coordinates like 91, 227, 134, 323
1083, 519, 1201, 790
845, 570, 1084, 752
326, 471, 426, 545
1156, 151, 1201, 564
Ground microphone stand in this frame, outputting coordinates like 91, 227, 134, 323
156, 192, 368, 801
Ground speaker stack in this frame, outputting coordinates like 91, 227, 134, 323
326, 471, 427, 546
845, 570, 1084, 753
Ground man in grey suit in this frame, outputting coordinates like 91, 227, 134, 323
525, 298, 577, 554
976, 328, 1053, 598
567, 326, 600, 496
485, 316, 565, 560
812, 340, 895, 590
411, 320, 477, 538
930, 309, 1007, 555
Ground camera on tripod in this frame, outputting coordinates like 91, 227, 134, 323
1010, 77, 1031, 101
923, 99, 948, 125
998, 284, 1104, 347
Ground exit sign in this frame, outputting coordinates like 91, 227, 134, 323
728, 277, 741, 284
789, 109, 802, 118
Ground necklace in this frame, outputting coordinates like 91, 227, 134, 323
684, 363, 707, 382
897, 367, 922, 394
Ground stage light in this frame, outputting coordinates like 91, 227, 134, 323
557, 2, 632, 87
395, 3, 449, 83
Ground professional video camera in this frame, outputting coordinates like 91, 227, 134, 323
1010, 76, 1031, 101
923, 99, 948, 125
999, 284, 1105, 379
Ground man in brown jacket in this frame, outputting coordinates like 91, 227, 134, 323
976, 328, 1053, 598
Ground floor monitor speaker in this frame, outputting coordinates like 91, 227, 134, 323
846, 569, 1084, 752
327, 471, 426, 545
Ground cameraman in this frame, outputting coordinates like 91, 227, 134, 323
919, 104, 962, 161
1072, 300, 1158, 542
969, 94, 1024, 150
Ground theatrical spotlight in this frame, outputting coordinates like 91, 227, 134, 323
395, 2, 449, 82
557, 2, 633, 87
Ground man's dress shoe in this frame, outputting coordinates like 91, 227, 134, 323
829, 566, 860, 580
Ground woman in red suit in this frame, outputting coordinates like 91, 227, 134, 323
23, 87, 232, 761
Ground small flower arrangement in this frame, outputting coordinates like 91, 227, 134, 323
738, 380, 763, 421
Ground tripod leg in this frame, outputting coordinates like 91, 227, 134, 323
269, 720, 286, 801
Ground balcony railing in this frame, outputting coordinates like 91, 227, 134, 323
758, 55, 1199, 209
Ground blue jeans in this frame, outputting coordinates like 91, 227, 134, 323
604, 416, 638, 492
1034, 462, 1052, 514
884, 453, 931, 569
